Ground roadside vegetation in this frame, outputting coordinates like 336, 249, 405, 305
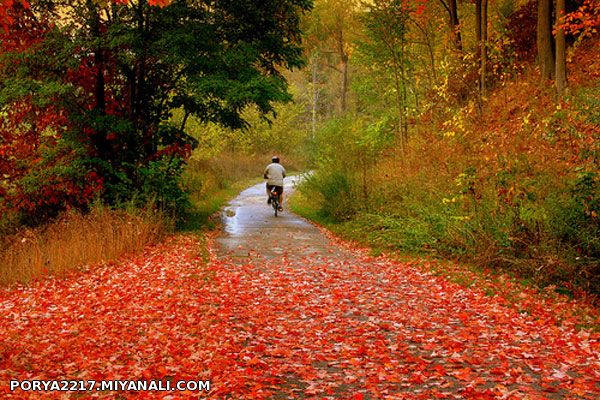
0, 207, 168, 285
292, 1, 599, 296
0, 0, 311, 285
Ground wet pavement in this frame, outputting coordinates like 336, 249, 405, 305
215, 177, 350, 262
209, 178, 600, 399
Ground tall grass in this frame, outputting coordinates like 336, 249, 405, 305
0, 207, 169, 286
183, 152, 304, 203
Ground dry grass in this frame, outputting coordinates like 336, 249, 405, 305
0, 207, 169, 286
183, 152, 304, 203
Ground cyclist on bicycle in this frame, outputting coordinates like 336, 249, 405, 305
264, 156, 286, 212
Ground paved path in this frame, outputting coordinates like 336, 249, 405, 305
216, 177, 350, 262
1, 180, 596, 399
211, 180, 600, 399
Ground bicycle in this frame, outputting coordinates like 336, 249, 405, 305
269, 189, 282, 217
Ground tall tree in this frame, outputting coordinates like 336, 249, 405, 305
1, 0, 312, 219
537, 0, 555, 80
359, 0, 411, 152
480, 0, 488, 97
439, 0, 463, 50
555, 0, 567, 96
303, 0, 358, 115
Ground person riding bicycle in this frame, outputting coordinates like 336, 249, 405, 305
264, 156, 286, 212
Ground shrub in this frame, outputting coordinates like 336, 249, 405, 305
302, 171, 357, 221
139, 156, 191, 219
0, 122, 103, 226
550, 170, 599, 258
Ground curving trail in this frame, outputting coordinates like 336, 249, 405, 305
210, 180, 600, 399
0, 180, 598, 399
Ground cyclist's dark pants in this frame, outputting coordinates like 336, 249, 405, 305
266, 184, 284, 196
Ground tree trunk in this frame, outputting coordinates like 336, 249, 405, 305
449, 0, 463, 51
87, 0, 109, 159
336, 28, 349, 114
480, 0, 488, 97
311, 54, 318, 139
340, 53, 348, 113
400, 32, 408, 142
474, 0, 483, 112
136, 3, 154, 160
537, 0, 555, 80
393, 69, 404, 154
362, 154, 368, 202
555, 0, 567, 96
475, 0, 482, 52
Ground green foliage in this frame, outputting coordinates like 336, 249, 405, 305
2, 122, 102, 226
354, 0, 413, 136
550, 170, 599, 258
292, 0, 600, 295
309, 115, 393, 168
299, 114, 394, 220
574, 85, 600, 126
302, 171, 357, 220
1, 0, 312, 226
174, 86, 311, 162
138, 157, 191, 219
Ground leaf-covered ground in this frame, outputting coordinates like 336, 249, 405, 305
0, 232, 599, 399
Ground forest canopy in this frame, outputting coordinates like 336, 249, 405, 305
0, 0, 312, 223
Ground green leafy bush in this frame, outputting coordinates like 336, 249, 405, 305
139, 157, 192, 219
550, 171, 599, 258
302, 171, 357, 221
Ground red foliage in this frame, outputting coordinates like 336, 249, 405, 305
0, 0, 184, 221
0, 235, 598, 398
108, 0, 173, 6
0, 96, 103, 218
154, 143, 194, 160
147, 0, 173, 7
564, 0, 600, 38
0, 0, 29, 34
505, 1, 538, 62
0, 2, 103, 219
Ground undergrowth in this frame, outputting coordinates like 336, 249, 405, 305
0, 150, 293, 285
0, 206, 169, 286
295, 41, 600, 296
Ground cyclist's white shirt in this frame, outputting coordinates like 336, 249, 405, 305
264, 163, 286, 186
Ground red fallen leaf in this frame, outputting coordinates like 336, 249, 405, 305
454, 367, 473, 381
268, 347, 292, 358
304, 382, 320, 395
490, 367, 507, 375
356, 344, 368, 356
543, 385, 560, 393
352, 393, 364, 400
247, 356, 262, 366
431, 364, 447, 376
551, 369, 569, 380
379, 322, 392, 331
1, 233, 599, 399
409, 373, 425, 384
254, 343, 267, 352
